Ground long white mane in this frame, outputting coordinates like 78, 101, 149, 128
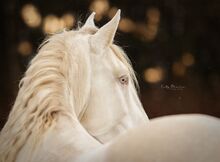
0, 24, 137, 161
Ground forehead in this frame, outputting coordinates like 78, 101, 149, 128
64, 30, 130, 75
106, 46, 129, 76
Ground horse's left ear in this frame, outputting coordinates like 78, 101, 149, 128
81, 12, 96, 30
91, 9, 121, 50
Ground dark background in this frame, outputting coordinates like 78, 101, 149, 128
0, 0, 220, 129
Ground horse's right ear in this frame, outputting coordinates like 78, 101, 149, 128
90, 9, 121, 52
81, 12, 96, 30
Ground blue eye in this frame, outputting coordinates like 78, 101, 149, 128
119, 75, 129, 85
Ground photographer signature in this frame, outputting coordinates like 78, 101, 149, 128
161, 84, 185, 91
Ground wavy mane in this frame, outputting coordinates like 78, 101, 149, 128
0, 31, 75, 162
0, 28, 138, 162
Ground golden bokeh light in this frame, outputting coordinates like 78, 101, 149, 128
108, 7, 118, 18
21, 4, 42, 28
17, 41, 33, 56
43, 15, 65, 34
144, 67, 164, 83
144, 7, 160, 41
172, 62, 186, 77
90, 0, 110, 21
43, 13, 75, 34
62, 13, 75, 28
182, 53, 195, 66
146, 7, 160, 24
144, 24, 158, 41
119, 18, 135, 33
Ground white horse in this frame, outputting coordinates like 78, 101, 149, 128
0, 10, 220, 162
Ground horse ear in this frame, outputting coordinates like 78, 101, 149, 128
91, 9, 121, 49
81, 12, 96, 30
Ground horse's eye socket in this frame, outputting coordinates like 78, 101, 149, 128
119, 75, 129, 85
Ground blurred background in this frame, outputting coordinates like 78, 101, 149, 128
0, 0, 220, 129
